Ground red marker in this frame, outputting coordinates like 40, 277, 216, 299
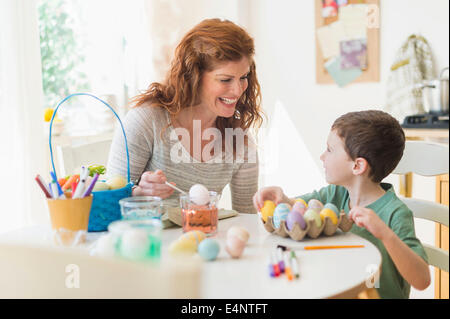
272, 251, 281, 276
35, 174, 52, 198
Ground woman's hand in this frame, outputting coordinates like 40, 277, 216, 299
132, 169, 175, 199
252, 186, 292, 211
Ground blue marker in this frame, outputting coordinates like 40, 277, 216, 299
50, 171, 65, 197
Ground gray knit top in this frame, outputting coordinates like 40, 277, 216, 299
106, 105, 258, 213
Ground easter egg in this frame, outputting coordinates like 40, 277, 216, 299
273, 203, 291, 228
227, 226, 249, 243
169, 238, 197, 255
304, 208, 322, 228
308, 199, 324, 212
92, 181, 110, 192
93, 233, 116, 257
180, 230, 206, 246
320, 208, 339, 225
225, 235, 246, 258
292, 202, 307, 215
286, 210, 306, 231
198, 238, 220, 261
119, 229, 150, 260
260, 200, 276, 222
294, 198, 308, 209
324, 203, 340, 216
106, 175, 127, 190
189, 184, 210, 206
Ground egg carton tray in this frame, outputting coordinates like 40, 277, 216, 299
261, 212, 354, 241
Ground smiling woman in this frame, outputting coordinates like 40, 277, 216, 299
107, 18, 265, 214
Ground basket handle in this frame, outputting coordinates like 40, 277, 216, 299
49, 92, 131, 183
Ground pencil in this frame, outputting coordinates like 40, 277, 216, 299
303, 245, 365, 250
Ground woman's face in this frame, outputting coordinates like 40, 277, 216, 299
198, 56, 250, 119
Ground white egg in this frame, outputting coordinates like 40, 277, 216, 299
93, 233, 116, 257
189, 184, 210, 206
227, 226, 250, 244
119, 229, 149, 260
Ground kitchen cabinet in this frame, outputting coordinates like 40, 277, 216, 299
435, 174, 449, 299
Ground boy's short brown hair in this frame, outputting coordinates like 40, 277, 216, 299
332, 110, 405, 183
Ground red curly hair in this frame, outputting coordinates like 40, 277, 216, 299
131, 18, 263, 137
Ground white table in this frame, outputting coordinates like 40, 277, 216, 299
0, 214, 381, 299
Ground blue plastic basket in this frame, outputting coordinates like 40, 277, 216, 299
49, 93, 132, 232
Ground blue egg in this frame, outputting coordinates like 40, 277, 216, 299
273, 203, 291, 228
324, 203, 339, 216
198, 238, 220, 261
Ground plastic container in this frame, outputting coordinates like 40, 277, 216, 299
108, 219, 162, 261
119, 196, 163, 220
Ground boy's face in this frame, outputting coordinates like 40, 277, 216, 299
320, 130, 355, 185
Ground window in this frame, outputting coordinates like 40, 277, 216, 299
37, 0, 154, 136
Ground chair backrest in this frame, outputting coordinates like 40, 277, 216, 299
56, 139, 112, 177
393, 141, 449, 176
392, 140, 449, 272
399, 197, 449, 272
0, 243, 201, 298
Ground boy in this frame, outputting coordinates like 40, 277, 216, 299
253, 110, 430, 298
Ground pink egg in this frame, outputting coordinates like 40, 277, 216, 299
308, 199, 324, 212
286, 210, 307, 231
292, 202, 307, 215
225, 235, 245, 258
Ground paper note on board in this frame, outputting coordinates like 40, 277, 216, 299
316, 20, 346, 60
325, 56, 363, 87
339, 4, 368, 39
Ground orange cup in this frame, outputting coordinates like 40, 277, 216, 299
46, 193, 93, 246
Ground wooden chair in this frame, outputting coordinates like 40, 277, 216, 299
55, 139, 112, 177
0, 242, 201, 298
392, 140, 449, 297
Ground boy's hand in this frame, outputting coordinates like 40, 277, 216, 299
348, 206, 391, 240
253, 186, 292, 211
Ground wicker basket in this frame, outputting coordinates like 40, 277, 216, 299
49, 93, 133, 232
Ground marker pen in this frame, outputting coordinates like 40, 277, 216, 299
271, 251, 280, 277
35, 175, 51, 198
291, 251, 299, 279
284, 252, 294, 281
277, 247, 285, 273
50, 171, 65, 198
50, 182, 60, 199
82, 173, 99, 197
268, 255, 276, 277
72, 166, 88, 199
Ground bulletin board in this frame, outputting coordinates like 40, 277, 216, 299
315, 0, 380, 86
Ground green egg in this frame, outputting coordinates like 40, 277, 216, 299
304, 208, 322, 228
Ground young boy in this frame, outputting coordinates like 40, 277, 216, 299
253, 110, 430, 299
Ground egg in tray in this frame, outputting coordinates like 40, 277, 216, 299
259, 199, 354, 241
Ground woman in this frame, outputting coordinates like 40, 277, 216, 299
107, 18, 263, 214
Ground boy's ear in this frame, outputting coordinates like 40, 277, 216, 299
352, 157, 370, 176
